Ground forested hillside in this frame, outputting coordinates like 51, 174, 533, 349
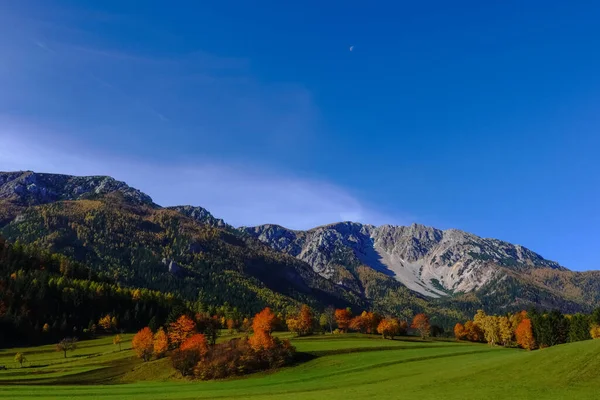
2, 170, 599, 338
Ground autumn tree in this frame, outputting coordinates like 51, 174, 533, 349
377, 318, 400, 339
226, 318, 236, 334
335, 308, 352, 333
98, 314, 112, 331
516, 318, 536, 350
113, 334, 122, 351
249, 307, 277, 350
14, 352, 26, 367
349, 312, 368, 333
180, 333, 208, 355
360, 311, 382, 334
480, 315, 500, 346
286, 305, 314, 336
132, 327, 154, 361
411, 313, 431, 339
590, 324, 600, 339
464, 320, 484, 342
498, 316, 513, 346
56, 337, 78, 358
172, 333, 209, 376
153, 327, 169, 358
454, 322, 466, 340
168, 315, 196, 347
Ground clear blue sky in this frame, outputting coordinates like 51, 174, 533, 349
0, 1, 599, 271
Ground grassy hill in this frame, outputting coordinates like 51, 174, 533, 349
1, 334, 599, 399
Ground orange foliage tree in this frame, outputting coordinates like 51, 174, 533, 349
411, 313, 431, 339
377, 318, 401, 339
168, 315, 196, 347
286, 304, 314, 336
172, 334, 209, 376
132, 327, 154, 361
515, 318, 536, 350
249, 307, 277, 350
153, 327, 169, 358
335, 309, 352, 333
464, 320, 484, 342
454, 322, 466, 340
180, 333, 209, 356
226, 318, 236, 333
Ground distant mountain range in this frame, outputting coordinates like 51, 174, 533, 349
1, 170, 599, 323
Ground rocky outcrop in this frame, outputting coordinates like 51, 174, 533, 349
241, 222, 565, 298
166, 205, 228, 228
0, 171, 154, 206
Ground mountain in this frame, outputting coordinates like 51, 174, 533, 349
0, 171, 363, 316
1, 170, 598, 323
241, 222, 600, 313
0, 170, 154, 206
240, 222, 564, 297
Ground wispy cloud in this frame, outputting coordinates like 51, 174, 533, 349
0, 123, 399, 229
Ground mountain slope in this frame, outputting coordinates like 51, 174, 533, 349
241, 222, 599, 313
240, 222, 564, 297
0, 171, 361, 315
2, 170, 598, 319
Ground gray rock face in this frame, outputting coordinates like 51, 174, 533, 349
0, 171, 154, 206
166, 205, 227, 228
240, 222, 565, 298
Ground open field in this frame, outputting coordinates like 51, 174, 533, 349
1, 334, 599, 399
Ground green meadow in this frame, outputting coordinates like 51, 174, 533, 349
1, 333, 599, 399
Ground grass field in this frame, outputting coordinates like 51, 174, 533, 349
1, 333, 599, 399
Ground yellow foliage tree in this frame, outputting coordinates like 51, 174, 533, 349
98, 314, 112, 331
590, 324, 600, 339
113, 334, 122, 351
153, 328, 169, 358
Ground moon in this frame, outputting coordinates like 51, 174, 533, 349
349, 45, 354, 52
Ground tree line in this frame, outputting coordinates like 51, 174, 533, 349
453, 308, 600, 350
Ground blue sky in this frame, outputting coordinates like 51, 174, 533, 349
0, 1, 599, 271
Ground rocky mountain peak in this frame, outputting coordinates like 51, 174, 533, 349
166, 205, 227, 228
241, 221, 566, 298
0, 171, 154, 206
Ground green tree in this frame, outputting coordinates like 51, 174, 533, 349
569, 314, 591, 342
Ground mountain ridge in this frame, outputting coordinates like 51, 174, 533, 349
1, 170, 598, 317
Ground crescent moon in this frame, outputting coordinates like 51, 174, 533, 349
349, 46, 354, 51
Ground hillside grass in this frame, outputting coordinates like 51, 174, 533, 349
1, 333, 599, 399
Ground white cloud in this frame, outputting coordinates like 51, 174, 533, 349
0, 124, 399, 229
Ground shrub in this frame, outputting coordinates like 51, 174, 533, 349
194, 337, 295, 380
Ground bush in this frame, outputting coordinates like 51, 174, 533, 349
193, 337, 295, 380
